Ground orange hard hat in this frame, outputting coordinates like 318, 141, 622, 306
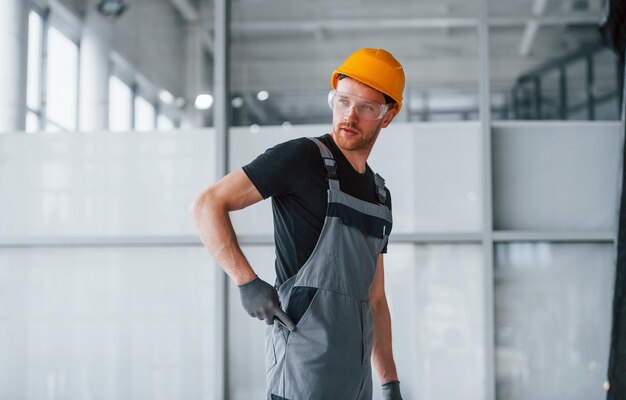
331, 48, 405, 113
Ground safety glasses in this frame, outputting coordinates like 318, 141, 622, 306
327, 89, 389, 121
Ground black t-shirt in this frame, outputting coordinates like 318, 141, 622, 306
242, 134, 392, 285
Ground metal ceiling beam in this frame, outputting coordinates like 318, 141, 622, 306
168, 0, 199, 22
228, 14, 600, 36
518, 0, 548, 56
169, 0, 215, 55
233, 17, 479, 34
200, 30, 213, 54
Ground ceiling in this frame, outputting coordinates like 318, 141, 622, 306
221, 0, 608, 124
81, 0, 613, 124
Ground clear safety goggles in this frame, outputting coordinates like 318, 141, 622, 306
327, 89, 389, 121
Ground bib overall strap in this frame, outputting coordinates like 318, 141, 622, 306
308, 137, 340, 191
374, 173, 388, 204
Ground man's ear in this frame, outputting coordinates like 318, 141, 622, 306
381, 105, 398, 128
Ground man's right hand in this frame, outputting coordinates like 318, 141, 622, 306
238, 277, 296, 332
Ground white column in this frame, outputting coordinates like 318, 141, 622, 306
213, 1, 230, 399
477, 0, 495, 399
79, 2, 112, 131
0, 0, 28, 132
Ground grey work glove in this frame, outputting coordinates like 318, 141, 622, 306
238, 277, 296, 331
382, 380, 402, 400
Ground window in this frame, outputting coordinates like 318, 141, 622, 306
46, 26, 79, 131
134, 96, 155, 131
109, 75, 133, 131
25, 8, 81, 132
25, 111, 39, 133
26, 10, 43, 132
157, 113, 175, 131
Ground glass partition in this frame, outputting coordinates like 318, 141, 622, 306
492, 122, 621, 231
376, 243, 486, 400
495, 242, 614, 399
0, 246, 217, 400
228, 246, 276, 400
230, 122, 483, 235
0, 129, 215, 238
228, 244, 486, 400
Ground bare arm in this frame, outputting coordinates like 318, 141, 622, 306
189, 168, 262, 285
370, 254, 399, 383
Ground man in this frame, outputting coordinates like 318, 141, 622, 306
190, 48, 404, 400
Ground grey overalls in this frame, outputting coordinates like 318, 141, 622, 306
266, 137, 392, 400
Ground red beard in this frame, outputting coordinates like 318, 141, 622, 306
333, 123, 376, 151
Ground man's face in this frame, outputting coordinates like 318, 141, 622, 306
331, 77, 395, 153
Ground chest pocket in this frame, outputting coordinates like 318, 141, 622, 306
327, 202, 391, 239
